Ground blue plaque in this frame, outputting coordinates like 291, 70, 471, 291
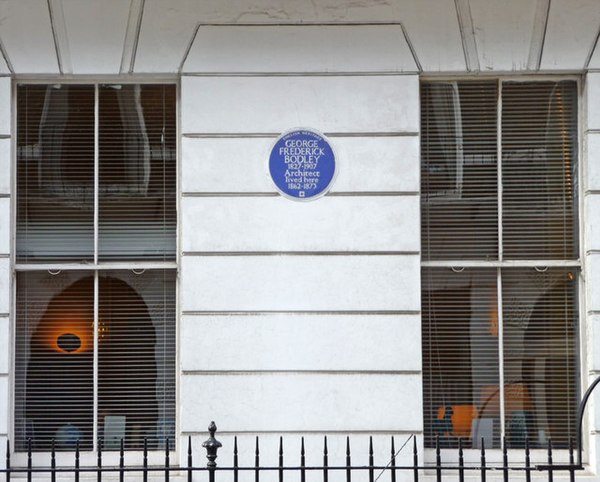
269, 128, 337, 200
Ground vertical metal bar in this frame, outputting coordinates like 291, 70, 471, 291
390, 436, 396, 482
27, 438, 31, 482
188, 436, 193, 482
525, 438, 531, 482
93, 83, 99, 451
480, 438, 486, 482
233, 436, 239, 482
143, 438, 148, 482
75, 439, 80, 482
413, 436, 418, 482
569, 438, 575, 482
502, 437, 508, 482
435, 436, 441, 482
301, 437, 306, 482
323, 436, 329, 482
345, 437, 351, 482
51, 439, 56, 482
547, 439, 553, 482
255, 437, 260, 482
165, 437, 170, 482
119, 439, 124, 482
368, 437, 374, 482
458, 438, 464, 482
278, 437, 283, 482
97, 438, 102, 482
497, 79, 506, 443
5, 440, 9, 482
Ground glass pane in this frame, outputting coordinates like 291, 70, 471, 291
502, 268, 578, 448
502, 81, 578, 259
98, 270, 176, 450
422, 268, 500, 448
98, 85, 176, 261
15, 271, 94, 451
17, 85, 95, 263
421, 81, 498, 260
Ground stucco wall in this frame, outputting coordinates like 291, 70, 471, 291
178, 72, 422, 466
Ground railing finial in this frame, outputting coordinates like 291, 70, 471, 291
203, 421, 223, 468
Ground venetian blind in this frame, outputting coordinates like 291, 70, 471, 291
421, 81, 498, 261
501, 267, 578, 448
14, 269, 176, 451
99, 85, 176, 261
17, 85, 95, 263
502, 81, 578, 260
421, 80, 579, 450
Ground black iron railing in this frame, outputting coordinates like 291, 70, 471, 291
0, 421, 586, 482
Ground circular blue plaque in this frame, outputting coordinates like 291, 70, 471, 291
269, 128, 337, 201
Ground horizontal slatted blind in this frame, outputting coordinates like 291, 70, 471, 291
98, 270, 176, 450
421, 81, 498, 261
421, 79, 579, 449
99, 85, 176, 261
15, 271, 95, 451
502, 81, 578, 259
502, 268, 578, 448
17, 85, 95, 263
15, 83, 177, 452
422, 268, 500, 448
15, 269, 176, 451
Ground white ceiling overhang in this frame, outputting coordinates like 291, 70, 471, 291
0, 0, 599, 75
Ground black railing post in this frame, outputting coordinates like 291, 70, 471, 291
26, 438, 31, 482
50, 439, 56, 482
278, 437, 283, 482
547, 439, 553, 482
390, 436, 396, 482
345, 437, 351, 482
202, 421, 222, 482
480, 438, 486, 482
458, 438, 464, 482
412, 436, 418, 482
119, 438, 124, 482
165, 437, 170, 482
75, 439, 80, 482
525, 438, 531, 482
143, 438, 148, 482
569, 438, 575, 482
323, 436, 329, 482
435, 436, 441, 482
233, 436, 238, 482
254, 436, 260, 482
97, 437, 103, 482
502, 437, 508, 482
189, 436, 194, 482
5, 439, 10, 482
368, 437, 374, 482
300, 437, 306, 482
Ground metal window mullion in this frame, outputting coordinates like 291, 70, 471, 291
497, 266, 506, 445
496, 80, 506, 444
92, 84, 99, 451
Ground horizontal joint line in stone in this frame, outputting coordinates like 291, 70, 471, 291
182, 370, 421, 376
0, 134, 9, 139
0, 194, 10, 198
182, 251, 419, 257
181, 310, 421, 316
181, 191, 419, 197
183, 71, 419, 77
182, 132, 419, 139
585, 191, 600, 195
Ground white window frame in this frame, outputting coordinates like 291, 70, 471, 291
420, 75, 585, 464
9, 77, 180, 466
